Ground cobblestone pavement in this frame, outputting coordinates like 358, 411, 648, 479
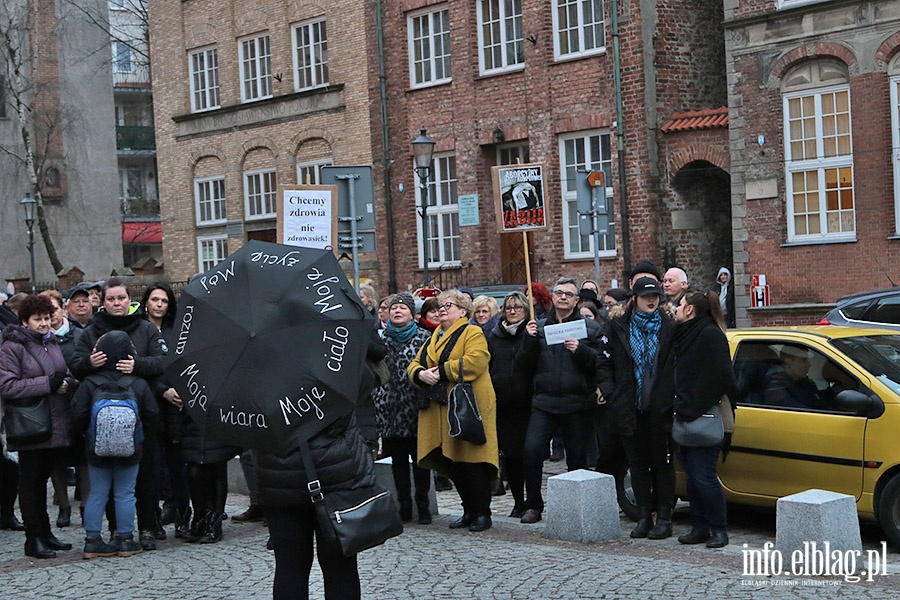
1, 461, 898, 599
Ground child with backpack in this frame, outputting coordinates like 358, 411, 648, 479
71, 331, 159, 558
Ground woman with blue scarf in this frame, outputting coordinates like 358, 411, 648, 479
371, 293, 434, 524
597, 276, 676, 539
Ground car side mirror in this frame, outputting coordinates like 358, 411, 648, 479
835, 389, 885, 418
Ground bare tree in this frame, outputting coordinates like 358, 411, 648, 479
64, 0, 149, 67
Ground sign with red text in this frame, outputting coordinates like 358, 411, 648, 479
492, 163, 547, 232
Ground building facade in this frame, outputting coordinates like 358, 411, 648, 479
149, 0, 380, 282
725, 0, 900, 325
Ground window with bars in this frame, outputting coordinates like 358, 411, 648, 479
414, 154, 460, 267
239, 34, 272, 102
293, 19, 328, 91
783, 67, 854, 242
198, 236, 229, 272
559, 131, 614, 257
195, 177, 227, 225
477, 0, 523, 74
189, 47, 219, 112
408, 6, 451, 88
552, 0, 605, 60
244, 169, 277, 219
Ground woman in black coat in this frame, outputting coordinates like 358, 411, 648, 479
672, 289, 737, 549
597, 277, 676, 539
486, 291, 533, 518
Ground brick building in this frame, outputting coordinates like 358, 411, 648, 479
377, 0, 729, 295
725, 0, 900, 325
149, 0, 380, 281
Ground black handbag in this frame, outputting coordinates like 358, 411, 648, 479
2, 396, 52, 445
447, 358, 486, 445
299, 442, 403, 557
672, 403, 724, 447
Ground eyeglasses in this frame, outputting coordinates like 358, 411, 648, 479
378, 305, 388, 311
504, 305, 524, 312
438, 302, 459, 311
604, 300, 626, 309
552, 290, 577, 298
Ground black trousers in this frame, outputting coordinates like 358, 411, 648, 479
620, 412, 675, 512
18, 448, 66, 539
448, 461, 493, 517
382, 437, 430, 511
0, 453, 19, 517
267, 506, 360, 600
187, 461, 228, 517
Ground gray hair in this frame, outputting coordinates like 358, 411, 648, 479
555, 276, 578, 288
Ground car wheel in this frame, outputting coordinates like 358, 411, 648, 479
616, 467, 639, 521
877, 475, 900, 549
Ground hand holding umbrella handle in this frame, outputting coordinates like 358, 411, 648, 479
163, 387, 183, 409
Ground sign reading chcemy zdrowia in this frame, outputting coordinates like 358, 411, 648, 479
277, 185, 338, 251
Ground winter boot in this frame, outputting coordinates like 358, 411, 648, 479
116, 534, 143, 557
56, 506, 71, 528
83, 536, 118, 559
160, 502, 177, 527
139, 530, 157, 551
152, 507, 167, 540
174, 507, 192, 539
199, 512, 225, 544
186, 510, 208, 543
647, 506, 673, 539
630, 507, 653, 538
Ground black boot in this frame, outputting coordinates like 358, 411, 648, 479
630, 507, 653, 538
25, 537, 56, 559
200, 512, 225, 543
175, 507, 192, 539
56, 506, 71, 528
43, 532, 72, 551
186, 510, 207, 543
398, 500, 413, 523
647, 506, 672, 539
160, 502, 177, 527
0, 513, 25, 531
416, 502, 432, 525
152, 507, 167, 540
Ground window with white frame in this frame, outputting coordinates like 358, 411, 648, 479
783, 61, 854, 242
244, 169, 277, 219
195, 176, 226, 226
408, 6, 451, 88
497, 143, 530, 166
552, 0, 605, 60
293, 19, 328, 91
239, 33, 272, 102
113, 42, 133, 73
189, 47, 220, 112
296, 159, 333, 185
559, 131, 614, 257
477, 0, 523, 74
415, 153, 459, 268
198, 236, 228, 272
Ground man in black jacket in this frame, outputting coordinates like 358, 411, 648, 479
516, 277, 602, 524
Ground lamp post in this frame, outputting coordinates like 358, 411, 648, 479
412, 128, 435, 288
20, 194, 36, 293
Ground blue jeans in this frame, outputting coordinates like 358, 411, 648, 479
84, 463, 140, 538
523, 408, 594, 511
676, 443, 727, 532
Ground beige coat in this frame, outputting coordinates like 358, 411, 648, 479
407, 318, 499, 476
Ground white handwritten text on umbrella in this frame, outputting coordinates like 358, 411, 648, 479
199, 261, 236, 294
323, 326, 349, 372
280, 386, 327, 425
251, 250, 302, 267
220, 407, 268, 429
307, 268, 343, 313
176, 305, 194, 355
180, 363, 208, 410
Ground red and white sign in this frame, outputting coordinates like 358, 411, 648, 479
751, 285, 770, 307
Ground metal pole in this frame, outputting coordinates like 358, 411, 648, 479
420, 175, 430, 287
335, 174, 362, 295
27, 224, 35, 293
592, 189, 601, 285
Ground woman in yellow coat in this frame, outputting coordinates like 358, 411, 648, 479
408, 289, 499, 532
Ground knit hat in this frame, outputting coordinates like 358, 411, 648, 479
629, 260, 662, 282
389, 292, 416, 314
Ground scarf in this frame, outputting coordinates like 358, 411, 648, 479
54, 319, 70, 338
501, 319, 525, 336
629, 309, 661, 411
385, 320, 419, 344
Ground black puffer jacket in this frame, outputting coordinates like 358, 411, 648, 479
516, 311, 601, 414
71, 305, 165, 384
256, 413, 375, 508
597, 308, 675, 436
54, 323, 83, 370
672, 315, 737, 421
486, 320, 532, 410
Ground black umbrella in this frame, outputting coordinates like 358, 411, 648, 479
165, 240, 374, 454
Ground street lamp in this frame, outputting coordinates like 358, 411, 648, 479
20, 193, 36, 292
412, 128, 435, 288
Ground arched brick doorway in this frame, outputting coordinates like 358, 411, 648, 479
667, 160, 732, 290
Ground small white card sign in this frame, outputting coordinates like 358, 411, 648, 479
277, 185, 338, 250
543, 320, 588, 345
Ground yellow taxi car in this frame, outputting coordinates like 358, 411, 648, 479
676, 326, 900, 546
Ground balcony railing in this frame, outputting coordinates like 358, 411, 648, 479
116, 126, 155, 150
121, 196, 160, 219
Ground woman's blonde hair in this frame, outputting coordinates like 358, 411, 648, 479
438, 289, 473, 317
471, 295, 499, 317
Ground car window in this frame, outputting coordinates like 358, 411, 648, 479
840, 299, 869, 320
831, 335, 900, 395
733, 341, 860, 413
866, 296, 900, 325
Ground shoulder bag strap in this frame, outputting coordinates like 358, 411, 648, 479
457, 358, 464, 384
21, 345, 48, 377
298, 441, 324, 504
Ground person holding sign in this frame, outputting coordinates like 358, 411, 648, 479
596, 277, 676, 539
516, 278, 602, 524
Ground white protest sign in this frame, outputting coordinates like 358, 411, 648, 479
543, 320, 588, 345
277, 185, 338, 250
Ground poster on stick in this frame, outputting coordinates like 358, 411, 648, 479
492, 163, 547, 232
277, 185, 338, 251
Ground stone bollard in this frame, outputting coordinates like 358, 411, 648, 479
374, 457, 439, 520
544, 469, 620, 543
227, 456, 249, 496
775, 489, 862, 556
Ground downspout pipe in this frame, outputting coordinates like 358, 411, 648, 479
611, 0, 632, 282
375, 0, 398, 293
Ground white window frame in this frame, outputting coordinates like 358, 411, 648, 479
244, 168, 277, 220
292, 18, 328, 91
238, 33, 272, 103
891, 75, 900, 235
783, 84, 855, 243
497, 143, 530, 166
414, 153, 460, 269
197, 236, 229, 272
551, 0, 605, 61
778, 0, 830, 9
407, 5, 452, 89
296, 159, 333, 185
559, 130, 615, 258
189, 46, 220, 113
194, 176, 227, 226
476, 0, 524, 75
113, 42, 134, 73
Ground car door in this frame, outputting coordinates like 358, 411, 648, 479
719, 334, 866, 503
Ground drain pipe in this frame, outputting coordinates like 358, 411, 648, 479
611, 0, 632, 282
375, 0, 398, 293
